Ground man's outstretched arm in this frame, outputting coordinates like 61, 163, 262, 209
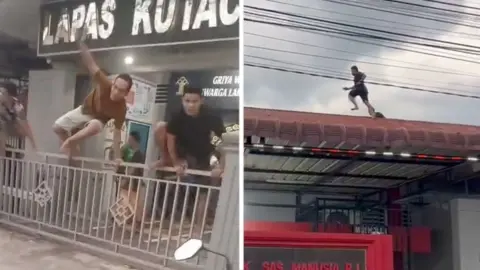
76, 29, 100, 75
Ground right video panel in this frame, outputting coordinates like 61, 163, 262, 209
242, 0, 480, 268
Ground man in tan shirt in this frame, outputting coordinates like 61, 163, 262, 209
52, 30, 131, 162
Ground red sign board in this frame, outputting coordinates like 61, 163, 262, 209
245, 230, 393, 270
245, 221, 431, 253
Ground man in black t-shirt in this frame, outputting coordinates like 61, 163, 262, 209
152, 87, 225, 177
343, 65, 376, 117
152, 86, 225, 236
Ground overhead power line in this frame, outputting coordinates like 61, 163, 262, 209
289, 26, 480, 65
265, 0, 480, 39
422, 0, 480, 11
245, 55, 480, 93
245, 63, 480, 100
244, 17, 480, 55
245, 32, 480, 75
384, 0, 480, 17
245, 6, 480, 53
246, 45, 480, 78
322, 0, 480, 30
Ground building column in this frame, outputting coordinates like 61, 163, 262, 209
26, 65, 77, 155
206, 132, 239, 270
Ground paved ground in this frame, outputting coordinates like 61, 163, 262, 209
0, 227, 137, 270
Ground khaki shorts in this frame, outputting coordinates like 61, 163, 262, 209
54, 106, 103, 132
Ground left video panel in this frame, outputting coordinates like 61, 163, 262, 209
7, 1, 242, 269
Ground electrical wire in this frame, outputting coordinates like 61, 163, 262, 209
264, 0, 480, 39
381, 0, 480, 18
245, 32, 480, 75
422, 0, 480, 11
245, 6, 480, 53
321, 0, 480, 30
244, 17, 480, 56
246, 45, 480, 78
245, 62, 480, 99
245, 55, 480, 94
289, 26, 480, 65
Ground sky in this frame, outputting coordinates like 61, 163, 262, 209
244, 0, 480, 125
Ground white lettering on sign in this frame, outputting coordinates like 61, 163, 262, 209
42, 0, 116, 45
192, 0, 217, 30
212, 76, 233, 85
202, 88, 239, 97
41, 0, 239, 46
220, 0, 239, 26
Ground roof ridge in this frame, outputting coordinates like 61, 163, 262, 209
244, 107, 480, 129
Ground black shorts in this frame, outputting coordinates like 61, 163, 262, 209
349, 87, 368, 102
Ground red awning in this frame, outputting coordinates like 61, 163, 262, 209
244, 107, 480, 153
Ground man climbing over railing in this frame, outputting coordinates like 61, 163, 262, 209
52, 28, 131, 167
0, 82, 37, 156
151, 86, 225, 237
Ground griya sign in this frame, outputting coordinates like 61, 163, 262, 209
244, 247, 366, 270
38, 0, 239, 55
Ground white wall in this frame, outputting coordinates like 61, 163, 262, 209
244, 191, 297, 222
451, 198, 480, 270
411, 202, 453, 270
27, 65, 77, 154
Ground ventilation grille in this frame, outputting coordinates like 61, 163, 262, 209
155, 84, 168, 104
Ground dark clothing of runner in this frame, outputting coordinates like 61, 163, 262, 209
349, 72, 369, 102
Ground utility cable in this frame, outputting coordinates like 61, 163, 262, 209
245, 63, 480, 99
245, 44, 480, 78
381, 0, 480, 18
265, 0, 480, 39
246, 55, 480, 94
245, 6, 480, 53
245, 17, 480, 55
245, 32, 480, 74
322, 0, 480, 30
422, 0, 480, 11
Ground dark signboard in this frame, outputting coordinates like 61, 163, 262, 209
165, 70, 239, 124
38, 0, 239, 56
244, 247, 366, 270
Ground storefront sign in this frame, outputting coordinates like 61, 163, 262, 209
38, 0, 239, 56
166, 69, 239, 121
244, 247, 366, 270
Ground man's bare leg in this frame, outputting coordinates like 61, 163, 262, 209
152, 122, 171, 167
60, 120, 102, 154
53, 125, 80, 156
363, 101, 376, 118
348, 95, 359, 110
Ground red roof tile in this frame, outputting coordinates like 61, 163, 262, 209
244, 107, 480, 152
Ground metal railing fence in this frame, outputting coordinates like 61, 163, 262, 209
0, 147, 224, 269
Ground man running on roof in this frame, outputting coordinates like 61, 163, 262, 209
0, 82, 37, 156
343, 65, 376, 117
52, 28, 131, 165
